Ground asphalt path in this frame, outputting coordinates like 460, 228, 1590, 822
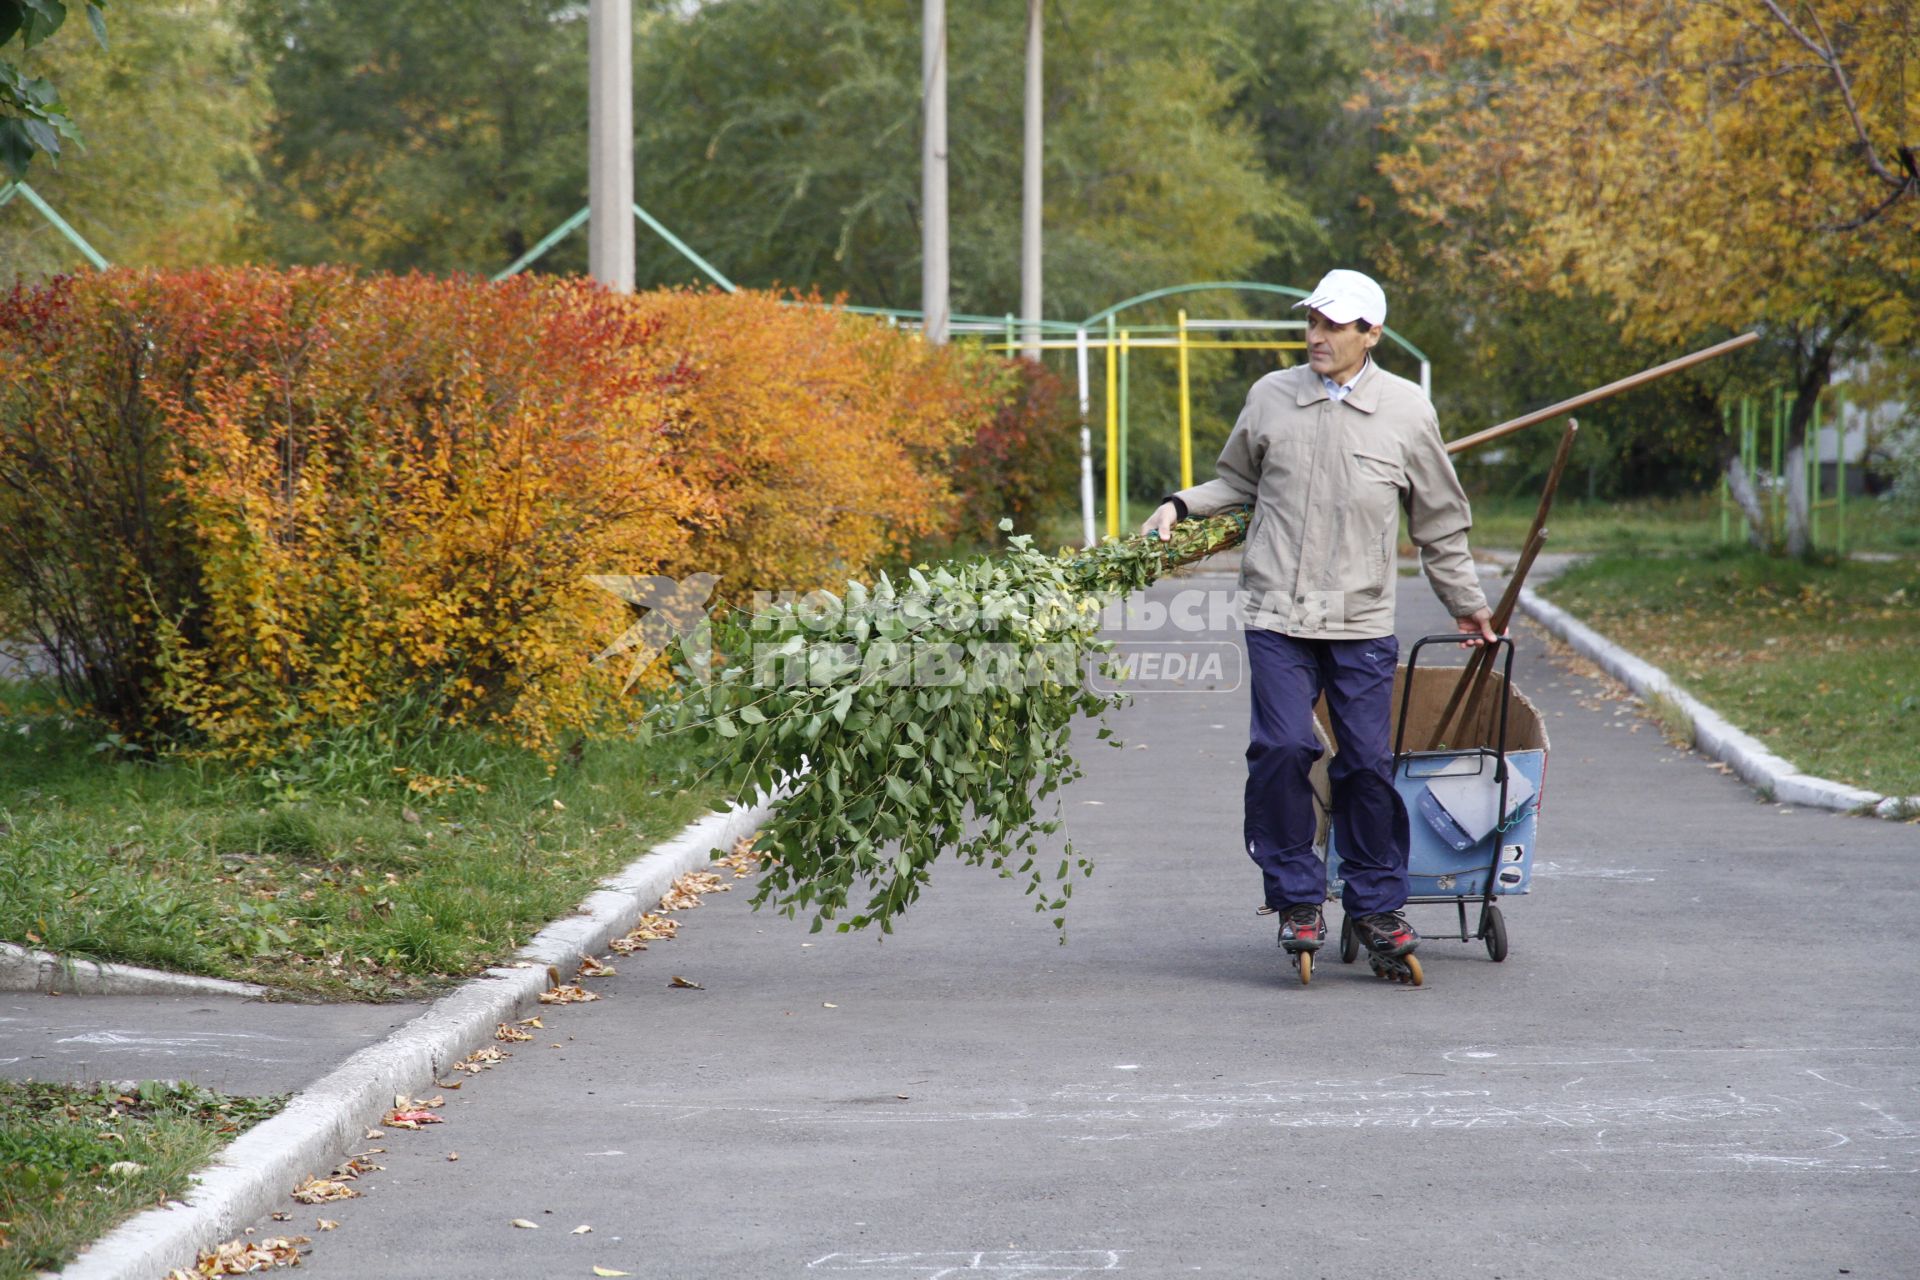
0, 995, 414, 1096
239, 565, 1920, 1279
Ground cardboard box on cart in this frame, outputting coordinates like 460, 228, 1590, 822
1310, 659, 1550, 896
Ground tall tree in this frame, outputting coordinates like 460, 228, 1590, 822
628, 0, 1305, 319
1378, 0, 1919, 554
1, 0, 263, 281
243, 0, 611, 273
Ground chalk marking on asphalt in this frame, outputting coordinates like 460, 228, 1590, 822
612, 1052, 1920, 1174
1533, 859, 1657, 882
807, 1251, 1124, 1277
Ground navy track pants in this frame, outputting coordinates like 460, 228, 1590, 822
1243, 628, 1410, 916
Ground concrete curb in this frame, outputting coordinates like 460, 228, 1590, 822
1518, 586, 1918, 820
0, 945, 271, 999
56, 799, 774, 1280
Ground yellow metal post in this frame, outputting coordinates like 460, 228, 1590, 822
1105, 318, 1119, 539
1177, 309, 1193, 490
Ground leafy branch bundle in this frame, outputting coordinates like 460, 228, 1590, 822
649, 510, 1250, 935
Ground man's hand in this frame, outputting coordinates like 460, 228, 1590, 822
1456, 607, 1500, 648
1140, 501, 1178, 542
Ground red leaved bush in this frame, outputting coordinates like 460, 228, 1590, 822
0, 268, 692, 753
0, 270, 1065, 757
634, 288, 1004, 600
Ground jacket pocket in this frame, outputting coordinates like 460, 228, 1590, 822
1349, 448, 1405, 489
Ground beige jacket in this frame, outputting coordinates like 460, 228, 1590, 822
1171, 360, 1487, 640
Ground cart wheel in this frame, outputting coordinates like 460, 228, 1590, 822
1483, 904, 1508, 963
1340, 917, 1359, 964
1405, 953, 1424, 987
1297, 950, 1313, 986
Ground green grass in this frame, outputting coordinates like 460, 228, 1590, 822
0, 1079, 284, 1279
1027, 491, 1920, 559
1467, 492, 1920, 556
0, 696, 731, 999
1542, 550, 1920, 797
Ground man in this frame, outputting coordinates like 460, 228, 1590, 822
1140, 269, 1496, 982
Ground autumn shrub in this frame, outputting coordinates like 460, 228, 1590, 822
949, 357, 1083, 547
0, 273, 1035, 759
631, 288, 1005, 598
0, 268, 696, 757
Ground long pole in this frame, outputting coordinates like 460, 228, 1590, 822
1077, 328, 1095, 547
1019, 0, 1044, 361
1426, 419, 1579, 750
587, 0, 635, 291
1445, 332, 1759, 455
921, 0, 950, 345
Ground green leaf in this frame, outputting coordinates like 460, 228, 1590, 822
19, 0, 66, 49
86, 1, 105, 49
735, 703, 766, 724
713, 715, 738, 738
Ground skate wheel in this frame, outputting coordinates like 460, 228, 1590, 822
1298, 950, 1312, 986
1483, 904, 1508, 963
1339, 917, 1359, 964
1404, 953, 1424, 987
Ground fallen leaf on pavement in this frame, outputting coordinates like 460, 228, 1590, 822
592, 1268, 630, 1277
364, 1127, 386, 1139
316, 1220, 338, 1232
668, 975, 703, 989
518, 1016, 544, 1028
539, 984, 601, 1004
180, 1236, 312, 1276
822, 1002, 838, 1009
496, 1022, 534, 1043
269, 1213, 291, 1222
511, 1218, 540, 1230
571, 1225, 592, 1235
456, 1046, 508, 1072
659, 870, 728, 911
577, 956, 616, 978
384, 1109, 444, 1130
331, 1155, 382, 1179
610, 913, 677, 953
291, 1176, 359, 1204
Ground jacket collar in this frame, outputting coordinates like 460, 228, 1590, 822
1294, 356, 1382, 414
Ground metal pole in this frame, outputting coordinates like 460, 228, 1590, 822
1118, 328, 1132, 533
921, 0, 950, 345
1019, 0, 1043, 361
1835, 386, 1848, 555
1077, 328, 1095, 548
1771, 385, 1783, 536
588, 0, 635, 291
1810, 390, 1822, 550
1105, 318, 1119, 540
1176, 308, 1193, 489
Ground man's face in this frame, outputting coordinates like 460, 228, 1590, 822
1305, 308, 1383, 383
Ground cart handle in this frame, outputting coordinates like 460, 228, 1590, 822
1394, 634, 1519, 768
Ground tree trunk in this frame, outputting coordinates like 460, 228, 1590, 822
1720, 440, 1769, 550
1779, 313, 1858, 558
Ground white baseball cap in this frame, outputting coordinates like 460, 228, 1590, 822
1293, 269, 1388, 327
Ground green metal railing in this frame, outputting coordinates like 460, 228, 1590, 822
0, 180, 110, 268
1720, 386, 1850, 552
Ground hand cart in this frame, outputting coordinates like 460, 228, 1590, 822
1324, 633, 1549, 968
